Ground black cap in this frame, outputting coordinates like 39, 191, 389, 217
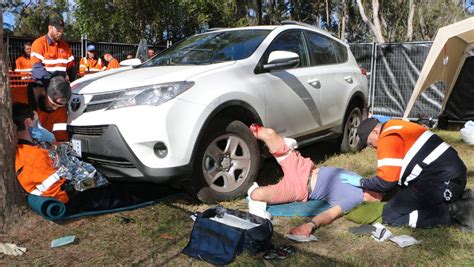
47, 76, 71, 105
49, 15, 65, 29
103, 49, 112, 55
357, 118, 380, 147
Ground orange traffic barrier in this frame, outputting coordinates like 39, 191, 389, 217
9, 71, 34, 104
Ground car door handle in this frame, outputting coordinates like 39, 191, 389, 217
344, 76, 353, 84
307, 78, 321, 89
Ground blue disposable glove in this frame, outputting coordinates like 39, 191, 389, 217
29, 124, 55, 143
339, 173, 362, 187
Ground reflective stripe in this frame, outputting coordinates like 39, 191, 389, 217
102, 66, 106, 71
404, 164, 422, 186
408, 210, 418, 228
30, 189, 42, 196
35, 172, 61, 193
423, 142, 450, 165
88, 68, 102, 71
15, 68, 32, 72
83, 57, 88, 64
79, 64, 87, 68
399, 131, 433, 181
383, 125, 403, 133
45, 66, 67, 72
31, 52, 44, 60
43, 57, 74, 64
377, 158, 403, 167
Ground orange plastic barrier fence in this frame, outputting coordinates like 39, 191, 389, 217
9, 71, 34, 104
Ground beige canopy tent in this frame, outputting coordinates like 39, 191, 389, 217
403, 17, 474, 120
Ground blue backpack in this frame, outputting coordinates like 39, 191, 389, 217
182, 206, 273, 265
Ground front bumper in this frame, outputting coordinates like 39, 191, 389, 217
69, 124, 193, 183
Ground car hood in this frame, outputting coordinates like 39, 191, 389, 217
72, 62, 235, 94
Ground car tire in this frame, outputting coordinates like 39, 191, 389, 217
340, 105, 363, 153
193, 119, 260, 202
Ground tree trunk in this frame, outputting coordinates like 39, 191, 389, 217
325, 0, 329, 29
356, 0, 385, 43
0, 5, 27, 233
256, 0, 263, 25
340, 0, 347, 40
406, 0, 415, 41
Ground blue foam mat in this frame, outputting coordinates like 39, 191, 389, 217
266, 200, 330, 217
27, 193, 185, 221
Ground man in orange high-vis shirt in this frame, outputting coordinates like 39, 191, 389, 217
15, 42, 33, 73
103, 50, 120, 70
79, 44, 105, 75
13, 103, 176, 214
30, 15, 75, 84
342, 118, 472, 230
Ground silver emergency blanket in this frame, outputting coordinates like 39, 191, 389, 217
40, 141, 109, 191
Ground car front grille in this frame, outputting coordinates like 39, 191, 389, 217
84, 154, 135, 168
68, 125, 109, 136
84, 91, 125, 113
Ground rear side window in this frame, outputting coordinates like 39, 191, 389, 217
332, 40, 348, 63
305, 31, 338, 66
265, 30, 310, 68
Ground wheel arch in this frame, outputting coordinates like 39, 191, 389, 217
189, 100, 263, 165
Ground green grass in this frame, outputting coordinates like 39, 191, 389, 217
1, 130, 473, 266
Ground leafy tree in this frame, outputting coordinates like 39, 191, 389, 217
4, 0, 79, 40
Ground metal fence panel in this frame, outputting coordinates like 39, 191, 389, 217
371, 42, 445, 119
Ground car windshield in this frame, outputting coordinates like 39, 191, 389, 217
141, 29, 271, 67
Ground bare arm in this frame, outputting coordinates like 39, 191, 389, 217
289, 205, 343, 236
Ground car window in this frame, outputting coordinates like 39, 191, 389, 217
141, 30, 271, 66
305, 31, 338, 66
332, 40, 348, 63
265, 30, 309, 68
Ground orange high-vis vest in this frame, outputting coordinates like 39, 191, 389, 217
79, 57, 105, 74
31, 35, 74, 73
15, 140, 69, 203
106, 58, 120, 70
15, 55, 33, 72
376, 120, 450, 186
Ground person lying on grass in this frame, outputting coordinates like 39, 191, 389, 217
248, 124, 382, 237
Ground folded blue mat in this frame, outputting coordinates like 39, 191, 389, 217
27, 193, 184, 221
266, 200, 330, 217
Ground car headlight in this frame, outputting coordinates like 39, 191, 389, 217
107, 81, 194, 110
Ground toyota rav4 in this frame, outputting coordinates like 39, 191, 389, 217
68, 21, 368, 201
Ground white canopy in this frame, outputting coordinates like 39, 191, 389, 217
403, 17, 474, 119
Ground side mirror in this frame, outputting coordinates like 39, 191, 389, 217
263, 51, 300, 71
120, 58, 142, 67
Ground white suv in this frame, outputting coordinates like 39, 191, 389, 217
68, 22, 368, 201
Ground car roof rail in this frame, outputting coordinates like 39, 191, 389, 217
281, 20, 340, 39
281, 20, 318, 29
206, 27, 228, 32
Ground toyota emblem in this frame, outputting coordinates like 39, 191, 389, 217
70, 96, 82, 112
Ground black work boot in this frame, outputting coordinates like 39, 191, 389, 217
449, 189, 474, 232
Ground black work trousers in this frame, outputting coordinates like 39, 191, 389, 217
382, 174, 466, 228
65, 182, 175, 215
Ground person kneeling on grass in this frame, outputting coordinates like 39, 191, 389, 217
13, 102, 168, 215
247, 124, 382, 237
